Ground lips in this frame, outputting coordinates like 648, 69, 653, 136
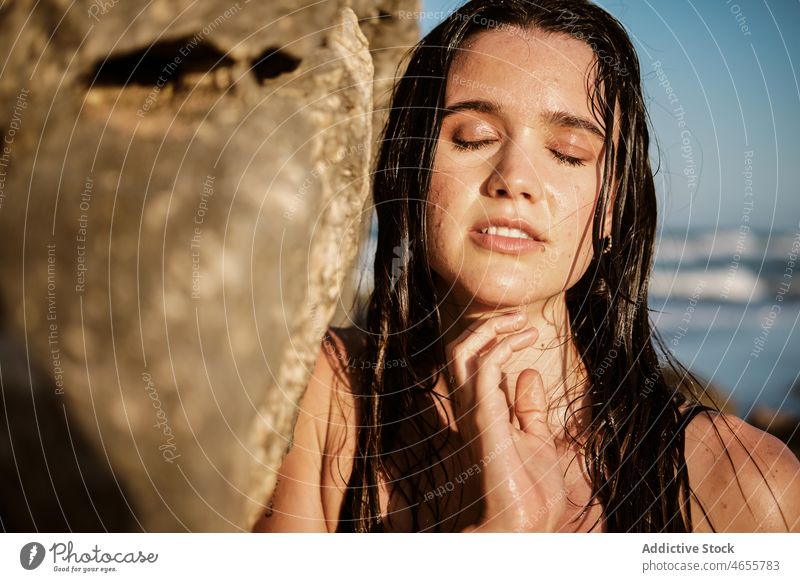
470, 216, 546, 242
467, 215, 547, 255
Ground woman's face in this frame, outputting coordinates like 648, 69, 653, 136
426, 26, 614, 310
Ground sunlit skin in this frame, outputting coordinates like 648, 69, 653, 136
426, 26, 613, 429
252, 22, 800, 536
427, 31, 611, 314
424, 25, 617, 531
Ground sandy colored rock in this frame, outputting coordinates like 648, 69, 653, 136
0, 0, 419, 531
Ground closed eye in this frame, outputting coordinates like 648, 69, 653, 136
451, 137, 495, 151
548, 148, 585, 167
452, 138, 586, 168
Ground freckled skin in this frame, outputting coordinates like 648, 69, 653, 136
425, 26, 615, 311
419, 25, 625, 533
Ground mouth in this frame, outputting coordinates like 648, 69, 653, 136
468, 217, 547, 254
476, 225, 536, 239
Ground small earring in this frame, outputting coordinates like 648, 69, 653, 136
602, 235, 613, 255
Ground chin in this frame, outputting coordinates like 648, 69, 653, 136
430, 250, 568, 306
450, 274, 551, 309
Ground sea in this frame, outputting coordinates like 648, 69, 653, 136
651, 226, 800, 416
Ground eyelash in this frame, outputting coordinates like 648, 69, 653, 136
451, 137, 586, 167
549, 149, 586, 167
451, 137, 492, 151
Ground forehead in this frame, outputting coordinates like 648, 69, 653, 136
446, 26, 598, 121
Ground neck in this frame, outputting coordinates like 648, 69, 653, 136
434, 292, 592, 441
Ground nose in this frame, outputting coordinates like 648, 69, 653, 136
486, 139, 542, 202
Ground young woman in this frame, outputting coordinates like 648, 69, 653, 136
253, 0, 800, 533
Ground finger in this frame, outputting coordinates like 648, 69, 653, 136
499, 373, 520, 430
472, 327, 539, 427
514, 368, 550, 435
478, 326, 539, 411
449, 310, 527, 362
446, 310, 527, 384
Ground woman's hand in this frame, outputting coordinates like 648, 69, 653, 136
446, 311, 568, 532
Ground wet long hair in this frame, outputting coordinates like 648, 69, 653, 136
335, 0, 728, 532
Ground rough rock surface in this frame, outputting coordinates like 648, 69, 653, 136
0, 0, 419, 531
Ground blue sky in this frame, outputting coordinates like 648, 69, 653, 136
418, 0, 800, 230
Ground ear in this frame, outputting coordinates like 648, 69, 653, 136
602, 184, 616, 239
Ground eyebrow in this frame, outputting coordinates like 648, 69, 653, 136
441, 99, 605, 140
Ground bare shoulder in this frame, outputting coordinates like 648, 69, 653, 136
323, 325, 369, 376
321, 325, 367, 404
317, 326, 368, 526
250, 326, 364, 532
298, 325, 365, 447
292, 325, 366, 410
683, 408, 800, 532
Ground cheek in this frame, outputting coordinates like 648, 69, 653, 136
424, 176, 457, 271
425, 170, 481, 287
561, 192, 599, 280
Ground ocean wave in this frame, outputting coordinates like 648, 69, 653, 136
655, 229, 799, 265
649, 267, 768, 303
